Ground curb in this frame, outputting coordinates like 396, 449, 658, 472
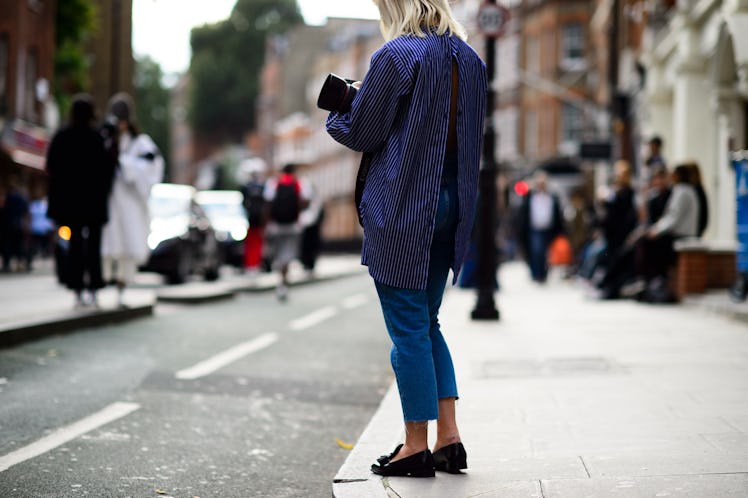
0, 303, 154, 349
156, 288, 236, 304
332, 383, 401, 498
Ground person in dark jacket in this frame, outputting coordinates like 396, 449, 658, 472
596, 160, 639, 299
1, 177, 30, 272
516, 171, 565, 283
46, 94, 115, 307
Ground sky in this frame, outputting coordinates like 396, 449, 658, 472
132, 0, 379, 76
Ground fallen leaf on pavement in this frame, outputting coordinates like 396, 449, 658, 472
335, 438, 354, 450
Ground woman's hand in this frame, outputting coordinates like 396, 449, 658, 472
352, 81, 362, 89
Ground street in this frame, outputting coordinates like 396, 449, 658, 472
0, 272, 392, 498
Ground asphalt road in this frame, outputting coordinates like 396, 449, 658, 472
0, 273, 393, 498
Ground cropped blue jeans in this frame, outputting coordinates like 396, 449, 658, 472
374, 169, 459, 422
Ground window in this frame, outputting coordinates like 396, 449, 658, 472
526, 36, 540, 75
24, 49, 38, 121
0, 34, 8, 115
561, 23, 585, 64
560, 103, 584, 143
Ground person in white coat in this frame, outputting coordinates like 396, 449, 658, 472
101, 93, 164, 307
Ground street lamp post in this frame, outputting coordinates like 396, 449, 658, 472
471, 0, 508, 321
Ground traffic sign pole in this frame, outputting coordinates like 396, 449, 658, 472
472, 0, 508, 321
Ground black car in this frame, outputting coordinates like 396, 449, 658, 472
141, 183, 221, 284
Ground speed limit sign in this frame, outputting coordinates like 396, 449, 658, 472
477, 2, 510, 38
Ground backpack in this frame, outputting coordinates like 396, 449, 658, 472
270, 176, 301, 224
243, 181, 266, 227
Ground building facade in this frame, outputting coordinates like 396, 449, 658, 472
0, 0, 57, 191
639, 0, 748, 243
519, 0, 597, 164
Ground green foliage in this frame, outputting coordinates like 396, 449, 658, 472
53, 0, 97, 118
188, 0, 303, 142
134, 56, 171, 176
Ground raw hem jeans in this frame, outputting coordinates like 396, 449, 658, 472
374, 167, 459, 422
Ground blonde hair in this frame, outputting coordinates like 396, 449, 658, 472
375, 0, 467, 41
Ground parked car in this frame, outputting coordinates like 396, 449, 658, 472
195, 190, 248, 269
141, 183, 221, 284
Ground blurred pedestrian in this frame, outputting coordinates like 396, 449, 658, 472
240, 169, 267, 276
567, 188, 594, 277
684, 161, 708, 237
263, 163, 310, 301
516, 171, 565, 283
326, 0, 486, 478
595, 160, 639, 299
101, 92, 164, 307
45, 94, 115, 306
639, 164, 700, 302
298, 183, 325, 275
28, 189, 55, 264
634, 166, 672, 292
1, 176, 30, 272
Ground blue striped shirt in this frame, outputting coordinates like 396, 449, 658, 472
326, 33, 487, 290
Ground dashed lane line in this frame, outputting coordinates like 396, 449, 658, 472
288, 306, 338, 331
0, 402, 140, 473
175, 332, 279, 380
341, 294, 370, 310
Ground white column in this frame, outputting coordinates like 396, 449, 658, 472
711, 91, 739, 243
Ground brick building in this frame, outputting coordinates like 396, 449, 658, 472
0, 0, 57, 191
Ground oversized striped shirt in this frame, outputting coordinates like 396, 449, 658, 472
326, 33, 487, 290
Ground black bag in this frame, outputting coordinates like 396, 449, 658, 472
270, 179, 300, 224
243, 181, 266, 227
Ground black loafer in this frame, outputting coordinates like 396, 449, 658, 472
371, 449, 435, 477
432, 442, 467, 474
376, 443, 403, 465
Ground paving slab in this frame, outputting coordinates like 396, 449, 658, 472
542, 474, 748, 498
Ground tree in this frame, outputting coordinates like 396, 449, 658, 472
188, 0, 303, 142
54, 0, 97, 117
134, 56, 171, 175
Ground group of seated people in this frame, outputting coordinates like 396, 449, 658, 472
581, 158, 707, 303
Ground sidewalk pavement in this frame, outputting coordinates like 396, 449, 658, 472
0, 254, 366, 349
333, 262, 748, 497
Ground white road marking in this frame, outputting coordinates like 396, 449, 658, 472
289, 306, 338, 331
0, 402, 140, 473
175, 332, 279, 380
341, 294, 369, 310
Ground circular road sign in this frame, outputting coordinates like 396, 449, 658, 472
477, 2, 510, 38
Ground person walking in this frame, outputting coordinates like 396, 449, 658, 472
101, 92, 164, 307
516, 171, 565, 283
240, 170, 267, 276
263, 163, 310, 301
45, 94, 115, 306
298, 183, 325, 275
326, 0, 487, 478
1, 177, 31, 273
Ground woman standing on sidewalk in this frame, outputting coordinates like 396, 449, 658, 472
101, 93, 164, 307
326, 0, 487, 478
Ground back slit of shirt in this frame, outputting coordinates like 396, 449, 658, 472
446, 56, 459, 156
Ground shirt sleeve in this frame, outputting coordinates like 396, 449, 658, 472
653, 187, 684, 236
325, 46, 410, 153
